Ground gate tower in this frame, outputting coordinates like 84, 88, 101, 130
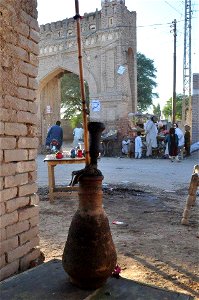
37, 0, 137, 144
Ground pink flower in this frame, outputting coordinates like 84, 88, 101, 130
112, 264, 121, 278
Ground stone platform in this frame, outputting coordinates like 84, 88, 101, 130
0, 260, 193, 300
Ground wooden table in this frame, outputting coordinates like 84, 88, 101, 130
44, 155, 86, 202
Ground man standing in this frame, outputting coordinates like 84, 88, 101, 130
174, 123, 184, 160
134, 132, 143, 159
184, 124, 191, 157
121, 136, 130, 156
45, 120, 63, 150
73, 124, 84, 147
145, 116, 158, 157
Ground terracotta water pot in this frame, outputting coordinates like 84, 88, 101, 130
62, 175, 117, 289
62, 122, 117, 289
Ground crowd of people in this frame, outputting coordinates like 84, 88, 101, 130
45, 119, 191, 162
122, 116, 191, 162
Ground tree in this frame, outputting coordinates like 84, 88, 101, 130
153, 103, 161, 119
137, 52, 158, 112
61, 73, 89, 127
162, 94, 188, 120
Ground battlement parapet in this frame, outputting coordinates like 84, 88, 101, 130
39, 1, 136, 58
40, 11, 99, 33
40, 18, 74, 33
39, 0, 135, 42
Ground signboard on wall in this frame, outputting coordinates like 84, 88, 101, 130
91, 100, 101, 112
117, 65, 126, 75
46, 105, 52, 114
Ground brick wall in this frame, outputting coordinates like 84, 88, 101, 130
0, 0, 40, 280
192, 73, 199, 143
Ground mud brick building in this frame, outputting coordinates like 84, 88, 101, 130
0, 0, 40, 280
192, 73, 199, 143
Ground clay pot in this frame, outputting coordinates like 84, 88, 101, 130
62, 176, 117, 289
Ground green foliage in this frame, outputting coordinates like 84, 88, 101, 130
162, 97, 173, 119
153, 103, 161, 118
61, 73, 89, 128
70, 114, 83, 129
162, 94, 188, 120
137, 52, 158, 112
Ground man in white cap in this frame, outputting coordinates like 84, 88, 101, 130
145, 116, 158, 157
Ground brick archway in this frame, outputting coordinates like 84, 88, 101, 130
37, 65, 97, 145
37, 0, 137, 144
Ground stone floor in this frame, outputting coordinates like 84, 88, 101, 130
0, 260, 193, 300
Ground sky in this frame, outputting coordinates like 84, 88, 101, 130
37, 0, 199, 110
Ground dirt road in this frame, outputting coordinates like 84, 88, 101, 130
37, 151, 199, 298
38, 180, 198, 299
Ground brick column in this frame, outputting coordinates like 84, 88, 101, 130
0, 0, 40, 281
192, 73, 199, 143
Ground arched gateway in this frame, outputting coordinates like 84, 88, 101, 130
37, 0, 137, 145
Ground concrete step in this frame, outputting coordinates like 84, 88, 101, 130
0, 259, 193, 300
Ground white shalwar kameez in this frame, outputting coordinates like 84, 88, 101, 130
122, 139, 130, 155
145, 119, 158, 157
73, 127, 84, 147
134, 136, 143, 158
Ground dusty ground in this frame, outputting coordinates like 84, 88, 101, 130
38, 184, 199, 299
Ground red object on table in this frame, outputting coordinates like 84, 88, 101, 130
56, 152, 63, 159
77, 149, 83, 158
